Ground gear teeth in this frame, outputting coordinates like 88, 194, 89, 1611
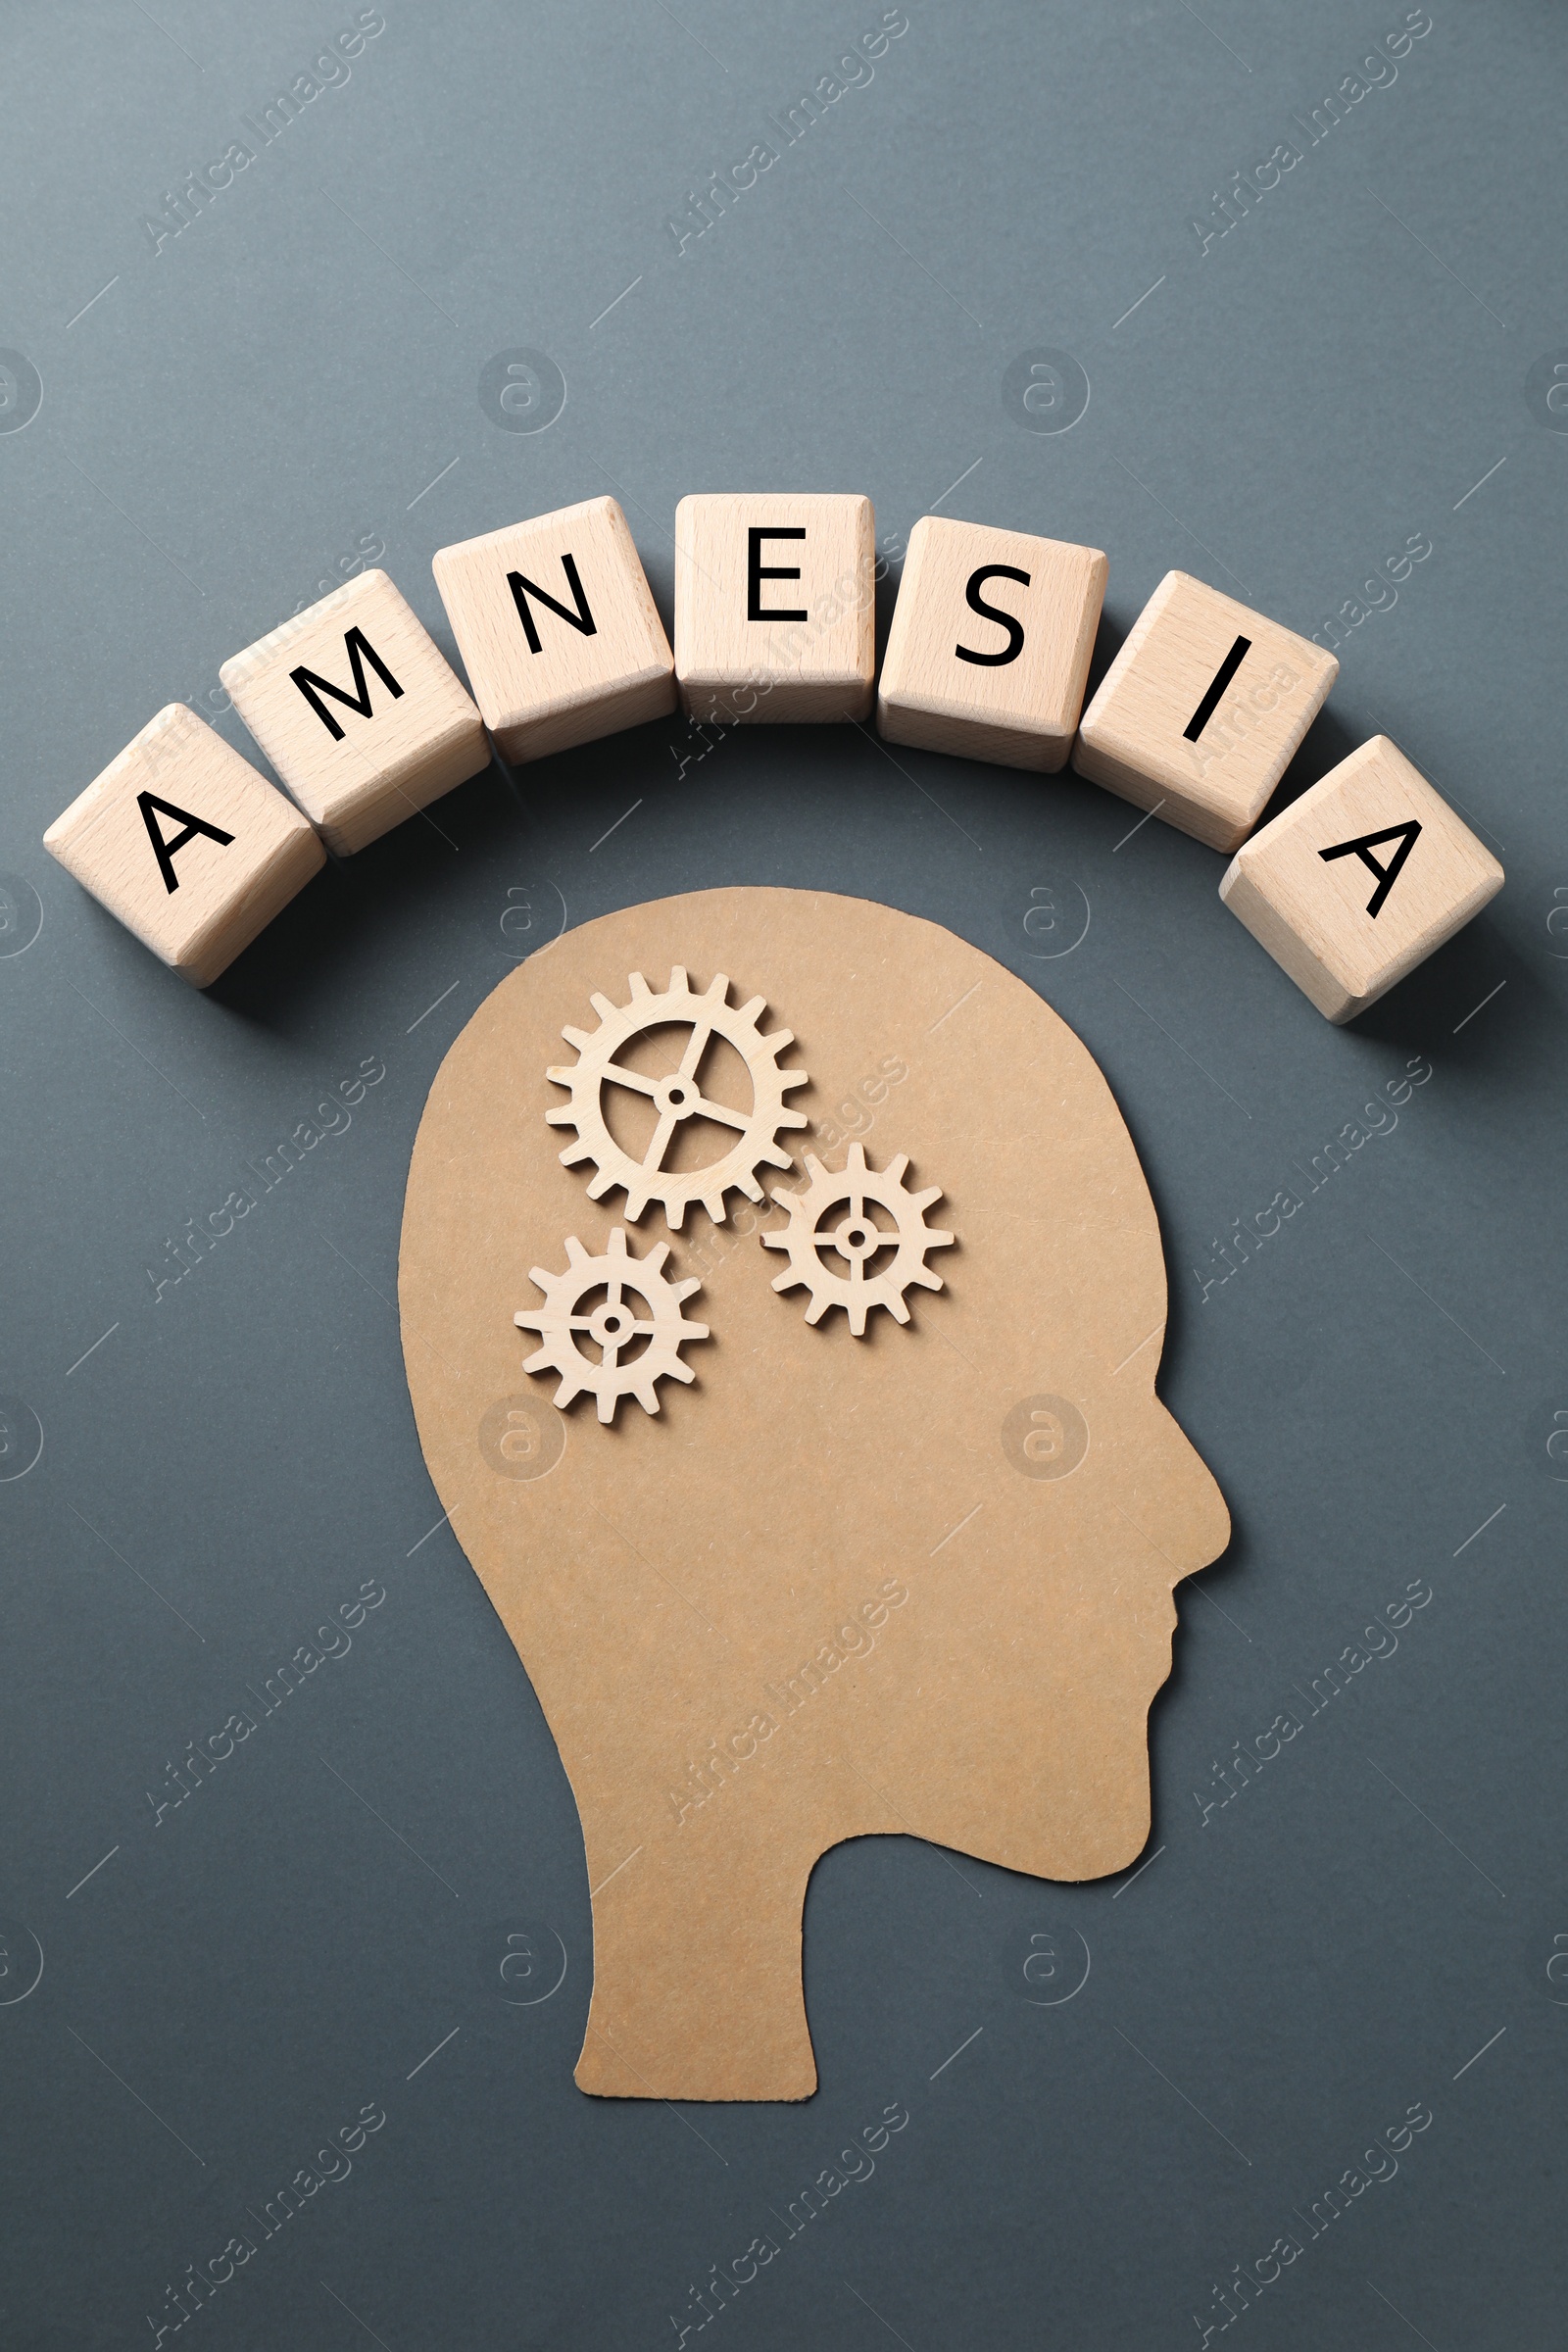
586, 1171, 613, 1199
644, 1241, 669, 1271
544, 1107, 574, 1128
735, 993, 764, 1021
628, 971, 653, 998
564, 1236, 589, 1264
770, 1267, 801, 1292
738, 1175, 763, 1201
888, 1296, 912, 1323
666, 966, 689, 993
804, 1295, 829, 1324
887, 1152, 909, 1183
560, 1027, 591, 1051
763, 1023, 793, 1049
559, 1141, 593, 1166
703, 973, 729, 1001
590, 993, 620, 1019
761, 1144, 794, 1170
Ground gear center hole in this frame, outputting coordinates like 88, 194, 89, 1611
577, 1284, 653, 1367
823, 1203, 899, 1271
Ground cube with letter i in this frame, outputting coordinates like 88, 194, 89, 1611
43, 705, 323, 987
1073, 570, 1338, 851
877, 515, 1107, 770
1218, 735, 1503, 1022
221, 570, 489, 856
432, 496, 675, 765
674, 493, 874, 723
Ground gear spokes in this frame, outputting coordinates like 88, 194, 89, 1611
546, 967, 808, 1229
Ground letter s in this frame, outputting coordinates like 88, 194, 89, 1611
955, 564, 1029, 668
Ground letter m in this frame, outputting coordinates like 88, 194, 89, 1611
507, 554, 596, 655
1299, 94, 1344, 140
779, 92, 822, 138
290, 629, 403, 740
256, 92, 301, 138
1308, 2186, 1348, 2230
1308, 1664, 1346, 1710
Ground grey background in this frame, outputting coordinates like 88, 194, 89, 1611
1, 3, 1564, 2344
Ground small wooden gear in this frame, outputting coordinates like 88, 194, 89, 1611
514, 1228, 709, 1423
762, 1141, 954, 1336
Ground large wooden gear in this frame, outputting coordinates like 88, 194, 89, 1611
545, 966, 808, 1229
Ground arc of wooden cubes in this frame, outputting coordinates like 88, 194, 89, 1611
44, 492, 1501, 1021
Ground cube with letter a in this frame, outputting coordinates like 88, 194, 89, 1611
43, 704, 323, 988
1219, 735, 1503, 1021
1073, 569, 1338, 851
432, 496, 675, 765
877, 514, 1106, 770
674, 493, 874, 723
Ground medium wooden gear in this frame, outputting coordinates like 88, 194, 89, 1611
545, 967, 809, 1230
762, 1141, 955, 1336
514, 1227, 709, 1423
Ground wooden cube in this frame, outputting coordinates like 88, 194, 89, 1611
431, 496, 674, 765
220, 569, 488, 856
1073, 570, 1338, 852
674, 493, 873, 723
1219, 735, 1503, 1022
43, 705, 323, 988
876, 514, 1106, 771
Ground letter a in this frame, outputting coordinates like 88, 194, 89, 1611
136, 792, 236, 894
1317, 819, 1421, 917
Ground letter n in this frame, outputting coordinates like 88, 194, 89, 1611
507, 554, 596, 654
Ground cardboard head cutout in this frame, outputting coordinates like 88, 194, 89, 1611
399, 887, 1228, 2100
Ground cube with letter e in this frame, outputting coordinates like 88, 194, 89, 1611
674, 492, 874, 723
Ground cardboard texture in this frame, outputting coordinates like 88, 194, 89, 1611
1219, 733, 1504, 1021
1073, 570, 1338, 852
221, 569, 489, 856
399, 889, 1229, 2100
43, 702, 324, 987
877, 514, 1106, 771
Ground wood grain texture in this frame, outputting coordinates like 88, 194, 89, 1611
877, 514, 1106, 770
43, 703, 323, 988
1073, 569, 1338, 851
221, 569, 488, 856
1219, 734, 1503, 1021
432, 495, 674, 765
674, 493, 874, 722
399, 888, 1230, 2099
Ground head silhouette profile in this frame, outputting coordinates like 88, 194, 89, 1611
400, 886, 1228, 2100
